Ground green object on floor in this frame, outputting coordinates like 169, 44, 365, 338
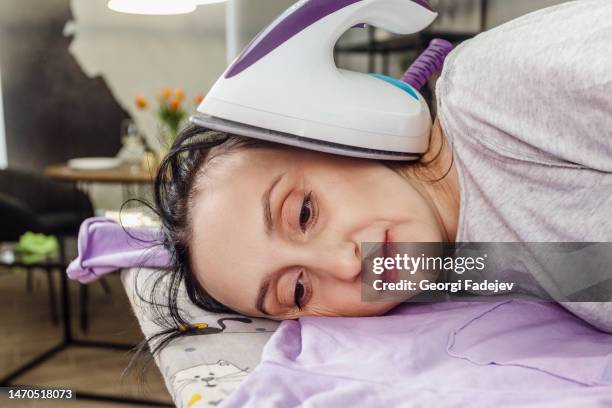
17, 232, 59, 263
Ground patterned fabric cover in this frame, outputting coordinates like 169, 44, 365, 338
120, 267, 280, 407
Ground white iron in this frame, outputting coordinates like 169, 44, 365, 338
192, 0, 445, 161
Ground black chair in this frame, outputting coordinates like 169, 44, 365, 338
0, 168, 106, 329
0, 168, 93, 238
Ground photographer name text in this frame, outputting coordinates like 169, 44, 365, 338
372, 279, 514, 293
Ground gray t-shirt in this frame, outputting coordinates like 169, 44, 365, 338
436, 0, 612, 331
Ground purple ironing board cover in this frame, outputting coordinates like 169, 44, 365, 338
65, 220, 612, 407
67, 217, 170, 283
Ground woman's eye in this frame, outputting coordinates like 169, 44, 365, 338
294, 276, 306, 310
299, 192, 313, 232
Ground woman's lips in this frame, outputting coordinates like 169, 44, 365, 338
381, 267, 398, 284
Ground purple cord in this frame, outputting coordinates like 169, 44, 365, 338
402, 38, 454, 91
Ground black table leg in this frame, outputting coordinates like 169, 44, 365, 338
60, 266, 72, 343
46, 269, 59, 325
79, 283, 89, 333
25, 268, 33, 292
2, 267, 173, 406
0, 267, 70, 386
100, 277, 111, 294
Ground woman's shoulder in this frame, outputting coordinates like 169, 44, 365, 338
435, 0, 612, 172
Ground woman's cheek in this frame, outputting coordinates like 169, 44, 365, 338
389, 220, 443, 243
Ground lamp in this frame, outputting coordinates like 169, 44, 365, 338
192, 0, 227, 4
107, 0, 227, 15
107, 0, 196, 15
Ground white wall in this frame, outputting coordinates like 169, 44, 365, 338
67, 0, 228, 152
65, 0, 296, 211
225, 0, 295, 62
0, 65, 6, 169
67, 0, 230, 211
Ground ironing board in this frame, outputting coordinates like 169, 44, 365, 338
64, 212, 279, 406
120, 267, 279, 407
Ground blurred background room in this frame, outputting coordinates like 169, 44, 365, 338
0, 0, 572, 406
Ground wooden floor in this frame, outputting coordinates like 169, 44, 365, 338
0, 264, 173, 407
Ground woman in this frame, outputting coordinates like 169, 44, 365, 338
152, 0, 611, 329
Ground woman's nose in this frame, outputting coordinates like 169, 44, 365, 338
306, 241, 362, 282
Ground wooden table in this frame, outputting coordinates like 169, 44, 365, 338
44, 162, 157, 333
25, 167, 172, 405
44, 163, 155, 184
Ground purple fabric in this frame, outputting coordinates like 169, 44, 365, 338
67, 217, 170, 283
222, 300, 612, 407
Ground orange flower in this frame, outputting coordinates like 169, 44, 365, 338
160, 87, 172, 100
194, 94, 205, 104
169, 98, 181, 112
174, 88, 185, 101
135, 95, 148, 109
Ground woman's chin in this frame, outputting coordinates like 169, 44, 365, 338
361, 300, 403, 317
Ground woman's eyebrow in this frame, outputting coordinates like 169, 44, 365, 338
261, 173, 285, 235
256, 274, 273, 316
257, 173, 285, 316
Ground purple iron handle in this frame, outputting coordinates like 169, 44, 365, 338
402, 38, 454, 91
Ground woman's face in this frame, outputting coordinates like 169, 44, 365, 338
190, 146, 448, 320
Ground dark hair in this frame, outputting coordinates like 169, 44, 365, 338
125, 125, 272, 381
153, 125, 266, 316
126, 121, 452, 381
